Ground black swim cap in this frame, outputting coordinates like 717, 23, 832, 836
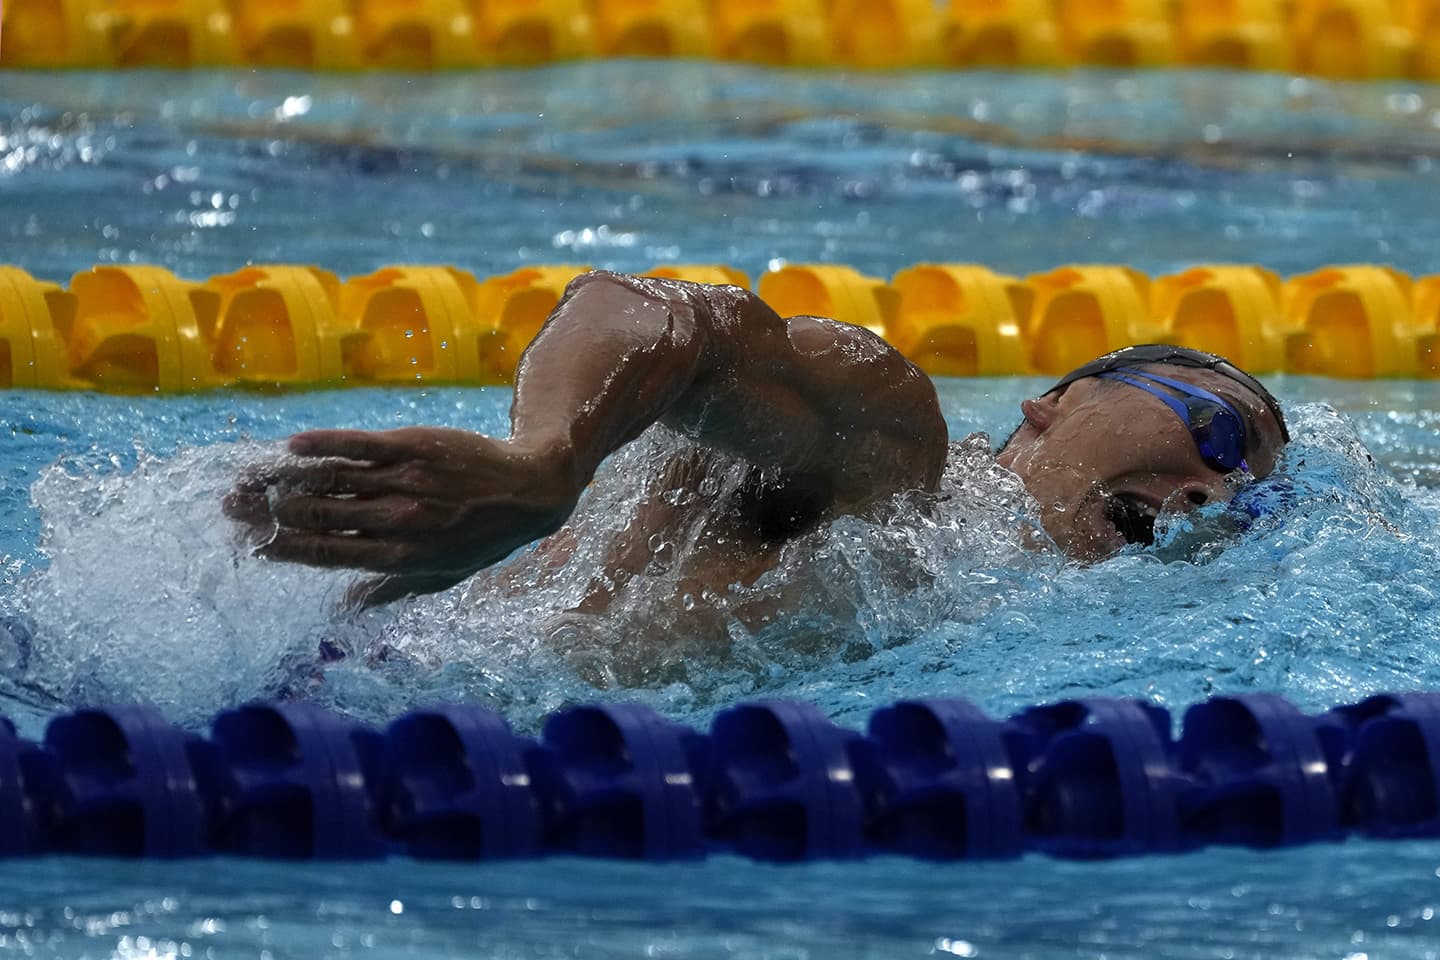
1045, 344, 1289, 443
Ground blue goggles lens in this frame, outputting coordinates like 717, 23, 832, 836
1097, 371, 1250, 473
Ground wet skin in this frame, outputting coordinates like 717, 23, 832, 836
226, 270, 947, 608
995, 365, 1288, 561
225, 271, 1287, 608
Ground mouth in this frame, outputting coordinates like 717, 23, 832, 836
1105, 492, 1158, 546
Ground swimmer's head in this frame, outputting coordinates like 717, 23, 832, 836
995, 344, 1289, 560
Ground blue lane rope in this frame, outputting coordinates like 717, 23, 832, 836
2, 692, 1439, 861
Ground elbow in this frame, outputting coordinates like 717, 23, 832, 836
900, 368, 948, 491
562, 270, 709, 348
558, 268, 628, 302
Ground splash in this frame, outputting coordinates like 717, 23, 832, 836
326, 428, 1064, 730
877, 401, 1440, 725
2, 405, 1438, 735
1, 441, 351, 729
0, 424, 1060, 731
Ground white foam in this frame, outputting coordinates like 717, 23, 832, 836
6, 404, 1433, 733
10, 441, 348, 726
0, 426, 1066, 730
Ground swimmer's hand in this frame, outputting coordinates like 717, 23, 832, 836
224, 426, 583, 608
225, 270, 947, 607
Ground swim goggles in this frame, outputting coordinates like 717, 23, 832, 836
1095, 370, 1250, 474
1045, 343, 1290, 444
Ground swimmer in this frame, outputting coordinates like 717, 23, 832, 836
225, 270, 1290, 610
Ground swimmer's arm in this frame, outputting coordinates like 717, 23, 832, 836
232, 269, 946, 605
510, 270, 948, 511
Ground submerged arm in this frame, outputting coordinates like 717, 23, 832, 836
229, 270, 947, 605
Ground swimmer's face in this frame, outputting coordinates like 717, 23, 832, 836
995, 365, 1288, 561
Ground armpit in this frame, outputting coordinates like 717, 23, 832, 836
732, 465, 835, 542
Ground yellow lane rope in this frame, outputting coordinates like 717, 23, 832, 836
1, 0, 1437, 81
0, 260, 1433, 391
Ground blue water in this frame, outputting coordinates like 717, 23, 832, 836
7, 65, 1440, 282
5, 62, 1440, 958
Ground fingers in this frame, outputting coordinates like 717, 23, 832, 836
234, 459, 381, 497
221, 490, 273, 526
271, 495, 427, 537
288, 429, 418, 464
252, 529, 409, 571
222, 490, 280, 549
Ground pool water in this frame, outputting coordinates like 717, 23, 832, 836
9, 64, 1440, 282
4, 61, 1440, 958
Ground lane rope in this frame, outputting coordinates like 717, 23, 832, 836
0, 0, 1432, 81
5, 691, 1439, 861
1, 262, 1434, 391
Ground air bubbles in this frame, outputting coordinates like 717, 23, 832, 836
279, 95, 313, 119
5, 441, 349, 729
552, 225, 637, 251
1386, 92, 1424, 116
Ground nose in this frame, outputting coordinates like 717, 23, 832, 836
1176, 476, 1235, 510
